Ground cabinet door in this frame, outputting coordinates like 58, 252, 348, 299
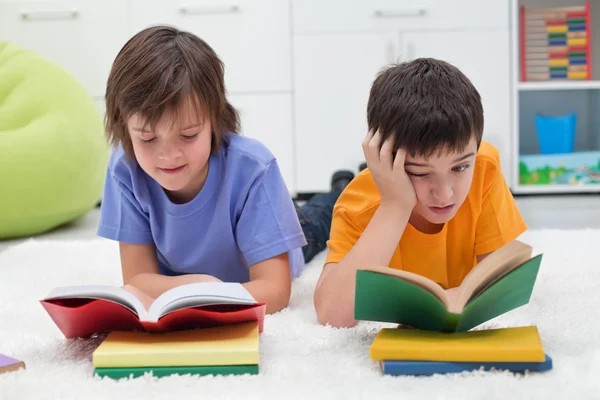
401, 31, 512, 184
0, 0, 129, 99
130, 0, 291, 94
228, 94, 296, 194
293, 33, 400, 193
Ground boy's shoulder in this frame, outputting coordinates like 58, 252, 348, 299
106, 144, 137, 183
472, 140, 504, 194
334, 140, 503, 225
224, 133, 276, 168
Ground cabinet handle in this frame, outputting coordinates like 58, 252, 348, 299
179, 5, 240, 15
373, 9, 427, 18
20, 9, 79, 21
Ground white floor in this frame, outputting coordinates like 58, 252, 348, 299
0, 195, 599, 253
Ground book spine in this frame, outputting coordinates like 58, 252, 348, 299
94, 364, 259, 379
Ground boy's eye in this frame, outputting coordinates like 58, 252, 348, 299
407, 172, 429, 178
140, 137, 156, 144
182, 133, 198, 141
452, 164, 471, 173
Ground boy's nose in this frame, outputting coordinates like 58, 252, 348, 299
432, 183, 453, 203
158, 142, 183, 161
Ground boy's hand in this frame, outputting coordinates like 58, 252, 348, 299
362, 130, 417, 209
193, 275, 222, 283
122, 284, 155, 311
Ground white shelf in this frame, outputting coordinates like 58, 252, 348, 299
518, 81, 600, 91
513, 184, 600, 194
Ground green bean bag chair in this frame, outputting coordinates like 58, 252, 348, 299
0, 41, 108, 239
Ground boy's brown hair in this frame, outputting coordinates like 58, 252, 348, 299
367, 58, 484, 158
105, 25, 240, 160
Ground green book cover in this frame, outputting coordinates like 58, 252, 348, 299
354, 255, 542, 332
94, 364, 258, 379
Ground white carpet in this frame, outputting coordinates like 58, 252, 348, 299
0, 229, 599, 400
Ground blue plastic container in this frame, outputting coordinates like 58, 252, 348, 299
534, 112, 576, 154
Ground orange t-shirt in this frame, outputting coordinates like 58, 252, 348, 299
325, 141, 528, 289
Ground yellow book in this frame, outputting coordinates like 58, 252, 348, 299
93, 321, 259, 368
370, 326, 545, 363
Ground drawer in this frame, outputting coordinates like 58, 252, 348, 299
0, 0, 129, 98
130, 0, 292, 93
228, 94, 295, 194
293, 0, 508, 35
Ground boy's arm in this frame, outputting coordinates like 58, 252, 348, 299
314, 203, 411, 328
244, 253, 291, 314
123, 242, 291, 313
122, 242, 221, 301
314, 130, 417, 328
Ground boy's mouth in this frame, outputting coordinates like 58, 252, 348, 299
428, 204, 454, 215
159, 165, 186, 174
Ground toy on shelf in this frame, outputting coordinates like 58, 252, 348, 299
519, 151, 600, 185
520, 3, 592, 81
535, 111, 577, 154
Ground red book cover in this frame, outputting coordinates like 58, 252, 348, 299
40, 282, 267, 338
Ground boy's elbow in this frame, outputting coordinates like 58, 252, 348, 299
266, 284, 291, 314
314, 292, 357, 329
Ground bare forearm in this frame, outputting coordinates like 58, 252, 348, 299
243, 279, 291, 314
315, 202, 411, 327
128, 273, 219, 299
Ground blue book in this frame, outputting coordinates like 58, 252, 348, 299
381, 354, 553, 376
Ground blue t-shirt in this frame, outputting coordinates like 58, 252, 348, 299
97, 133, 307, 282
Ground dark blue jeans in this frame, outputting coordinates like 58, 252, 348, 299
294, 190, 342, 264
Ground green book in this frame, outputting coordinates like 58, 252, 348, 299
354, 240, 542, 332
94, 364, 258, 379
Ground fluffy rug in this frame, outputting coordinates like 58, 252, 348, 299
0, 229, 598, 399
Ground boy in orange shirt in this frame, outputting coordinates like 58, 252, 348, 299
314, 58, 527, 328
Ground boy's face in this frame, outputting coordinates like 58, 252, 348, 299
404, 136, 478, 227
127, 100, 212, 203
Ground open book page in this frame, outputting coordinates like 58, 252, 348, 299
452, 240, 533, 313
43, 285, 146, 317
358, 265, 450, 308
146, 282, 257, 322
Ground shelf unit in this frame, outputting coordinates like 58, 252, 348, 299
510, 0, 600, 194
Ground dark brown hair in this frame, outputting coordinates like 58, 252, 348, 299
104, 25, 240, 160
367, 58, 483, 158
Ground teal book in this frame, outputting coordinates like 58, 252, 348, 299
380, 354, 553, 376
354, 240, 542, 332
94, 364, 258, 379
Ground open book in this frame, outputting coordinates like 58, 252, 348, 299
354, 240, 542, 332
40, 282, 266, 338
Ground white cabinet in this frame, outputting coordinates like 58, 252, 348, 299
293, 33, 400, 192
292, 0, 511, 193
228, 94, 295, 192
0, 0, 129, 99
401, 31, 511, 181
130, 0, 291, 94
293, 0, 508, 34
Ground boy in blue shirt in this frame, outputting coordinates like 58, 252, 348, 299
98, 25, 351, 314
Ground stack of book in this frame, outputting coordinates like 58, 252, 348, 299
0, 354, 25, 375
520, 3, 592, 81
370, 326, 553, 376
92, 321, 260, 379
353, 240, 553, 375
